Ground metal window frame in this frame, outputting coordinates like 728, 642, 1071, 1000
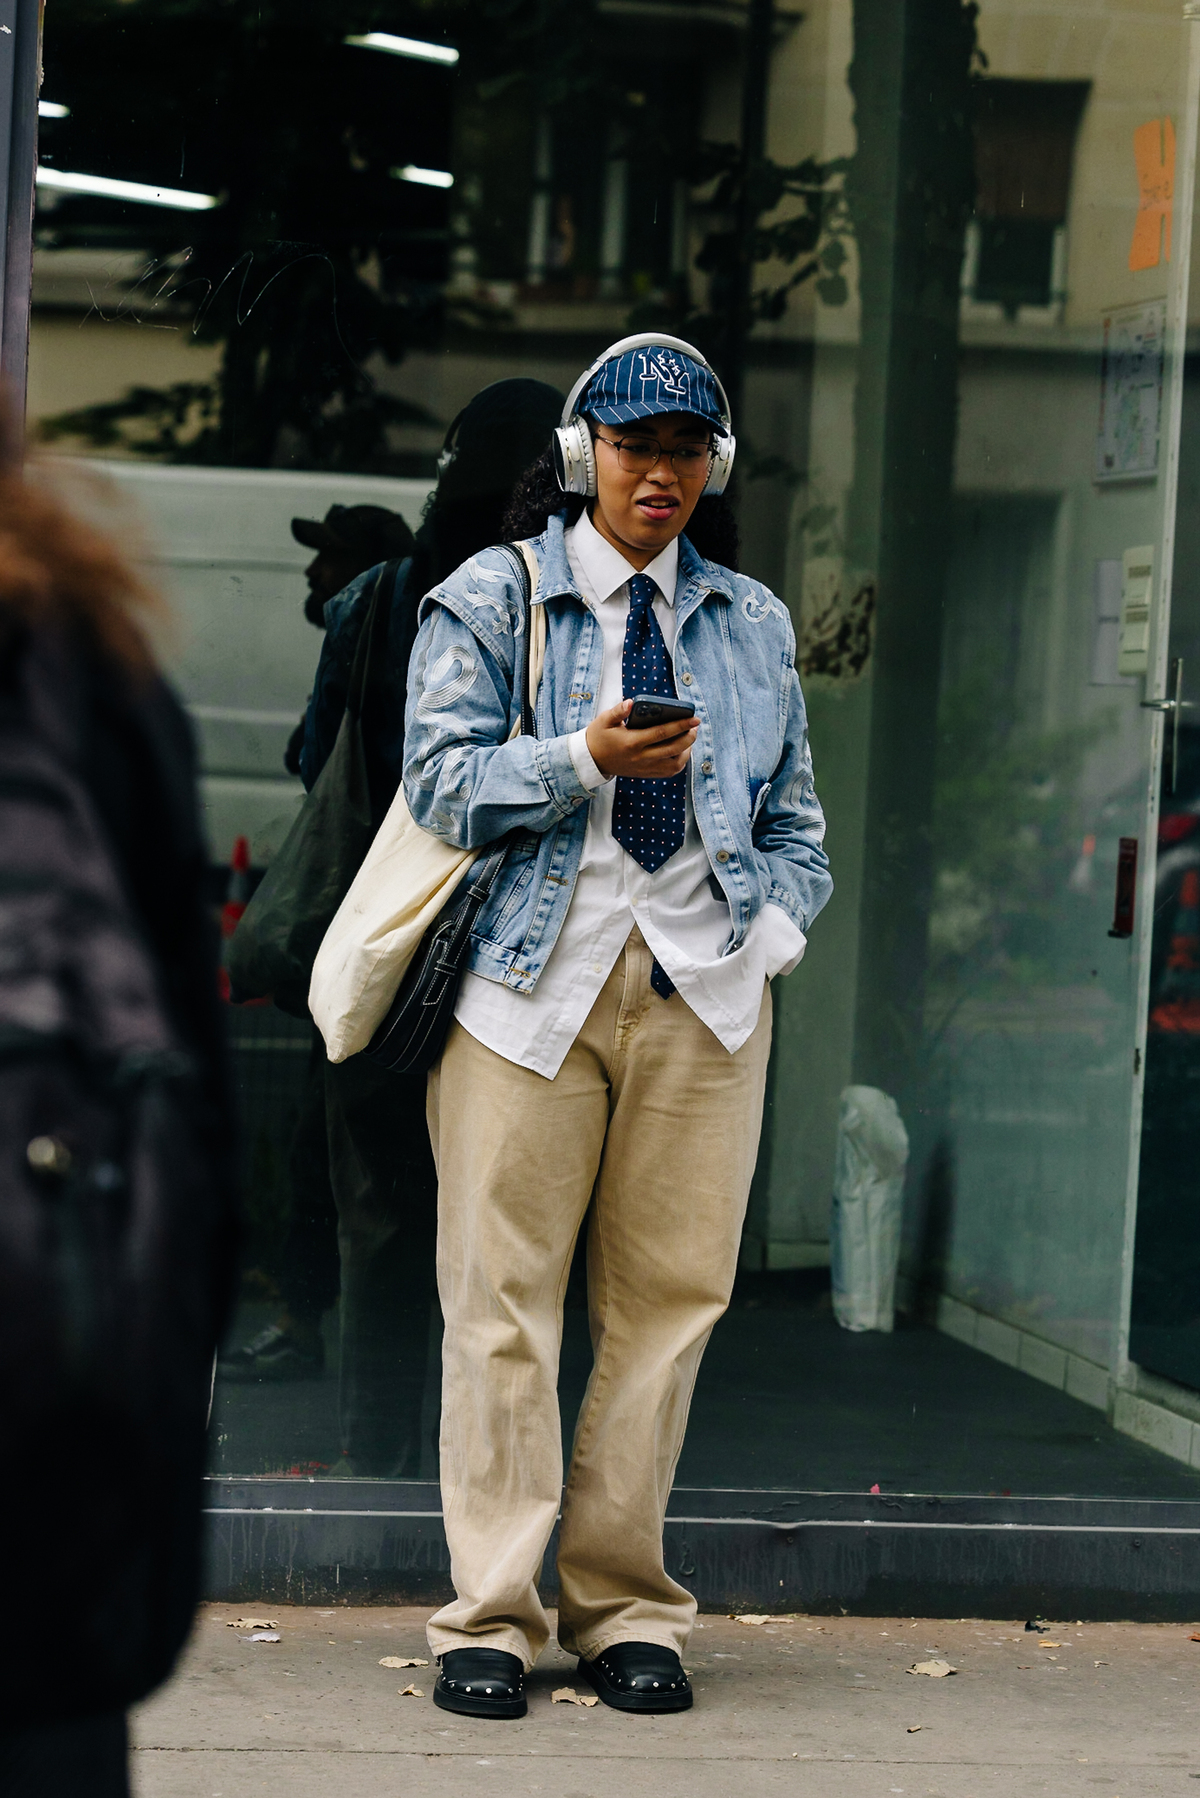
0, 0, 40, 410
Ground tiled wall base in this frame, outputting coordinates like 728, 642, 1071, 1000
929, 1289, 1110, 1411
907, 1282, 1200, 1475
1112, 1388, 1200, 1474
894, 1276, 1109, 1412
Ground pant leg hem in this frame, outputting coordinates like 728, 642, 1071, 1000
426, 1629, 535, 1673
561, 1629, 686, 1662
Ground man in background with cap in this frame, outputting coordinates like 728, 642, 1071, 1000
221, 500, 417, 1390
281, 504, 416, 775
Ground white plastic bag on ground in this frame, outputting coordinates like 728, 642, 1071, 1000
830, 1085, 909, 1333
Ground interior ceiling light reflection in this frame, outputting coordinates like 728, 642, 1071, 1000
390, 164, 454, 189
344, 32, 459, 65
38, 101, 70, 118
35, 169, 220, 210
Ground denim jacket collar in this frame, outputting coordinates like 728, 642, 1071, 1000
533, 510, 736, 626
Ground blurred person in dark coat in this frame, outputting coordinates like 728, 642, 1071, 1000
0, 455, 238, 1795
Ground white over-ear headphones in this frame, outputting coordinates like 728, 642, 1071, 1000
553, 332, 736, 500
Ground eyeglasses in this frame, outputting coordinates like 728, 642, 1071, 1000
594, 433, 713, 478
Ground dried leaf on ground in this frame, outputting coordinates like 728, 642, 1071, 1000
1037, 1641, 1063, 1648
1190, 1633, 1200, 1643
1094, 1660, 1109, 1667
733, 1614, 773, 1626
227, 1617, 277, 1630
240, 1632, 281, 1644
907, 1659, 956, 1678
906, 1725, 922, 1733
380, 1657, 428, 1669
398, 1684, 424, 1698
552, 1686, 598, 1707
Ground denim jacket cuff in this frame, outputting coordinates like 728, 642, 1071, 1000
766, 880, 806, 933
535, 732, 594, 814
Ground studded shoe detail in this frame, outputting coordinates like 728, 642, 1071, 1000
578, 1641, 693, 1713
433, 1647, 527, 1719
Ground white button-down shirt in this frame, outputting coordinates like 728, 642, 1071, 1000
454, 507, 806, 1077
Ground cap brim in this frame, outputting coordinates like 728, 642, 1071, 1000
290, 517, 329, 550
586, 401, 727, 434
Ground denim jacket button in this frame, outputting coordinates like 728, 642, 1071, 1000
701, 760, 713, 774
681, 671, 694, 685
716, 849, 731, 863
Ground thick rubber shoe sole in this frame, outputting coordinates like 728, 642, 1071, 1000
577, 1656, 693, 1714
433, 1678, 527, 1720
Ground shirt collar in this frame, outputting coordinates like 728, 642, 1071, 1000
568, 504, 680, 607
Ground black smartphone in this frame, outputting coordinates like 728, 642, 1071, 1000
626, 694, 697, 730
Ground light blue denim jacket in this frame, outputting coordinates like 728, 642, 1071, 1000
403, 512, 832, 992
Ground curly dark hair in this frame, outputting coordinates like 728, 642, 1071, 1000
500, 446, 740, 572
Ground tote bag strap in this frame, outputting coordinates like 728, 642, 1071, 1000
517, 539, 546, 711
500, 540, 541, 740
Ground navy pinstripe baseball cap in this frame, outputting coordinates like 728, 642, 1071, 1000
580, 343, 728, 434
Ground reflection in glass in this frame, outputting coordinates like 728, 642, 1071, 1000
29, 0, 1200, 1503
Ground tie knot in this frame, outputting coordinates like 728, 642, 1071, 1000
628, 573, 657, 610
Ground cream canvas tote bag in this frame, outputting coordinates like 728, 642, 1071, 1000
309, 542, 544, 1063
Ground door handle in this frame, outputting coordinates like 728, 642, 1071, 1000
1141, 658, 1194, 794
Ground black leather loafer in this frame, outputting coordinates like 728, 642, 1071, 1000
578, 1641, 692, 1713
433, 1647, 527, 1719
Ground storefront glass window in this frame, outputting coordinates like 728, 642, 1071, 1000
32, 0, 1200, 1500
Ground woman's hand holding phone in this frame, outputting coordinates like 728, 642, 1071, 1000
585, 698, 699, 781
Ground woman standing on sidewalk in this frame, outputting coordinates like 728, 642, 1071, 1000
402, 336, 832, 1718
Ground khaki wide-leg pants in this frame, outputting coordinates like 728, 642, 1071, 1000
426, 927, 773, 1669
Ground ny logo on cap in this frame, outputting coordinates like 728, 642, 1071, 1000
635, 348, 689, 402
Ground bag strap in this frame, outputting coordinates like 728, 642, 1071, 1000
346, 557, 405, 722
500, 541, 537, 739
517, 540, 546, 709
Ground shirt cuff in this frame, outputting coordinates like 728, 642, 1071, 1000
757, 901, 807, 979
568, 727, 608, 791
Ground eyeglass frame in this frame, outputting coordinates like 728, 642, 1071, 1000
592, 430, 716, 478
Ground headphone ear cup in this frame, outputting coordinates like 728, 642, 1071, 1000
553, 420, 597, 498
703, 432, 736, 498
580, 422, 597, 498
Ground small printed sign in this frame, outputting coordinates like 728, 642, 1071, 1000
1095, 301, 1165, 483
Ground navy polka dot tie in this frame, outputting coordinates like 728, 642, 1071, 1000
612, 573, 685, 999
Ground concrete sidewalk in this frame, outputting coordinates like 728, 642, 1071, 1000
133, 1604, 1200, 1797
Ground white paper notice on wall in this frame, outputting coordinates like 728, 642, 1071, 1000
1095, 300, 1165, 483
1117, 545, 1154, 677
1090, 559, 1137, 686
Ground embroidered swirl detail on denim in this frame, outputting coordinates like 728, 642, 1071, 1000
416, 646, 479, 716
741, 586, 782, 625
